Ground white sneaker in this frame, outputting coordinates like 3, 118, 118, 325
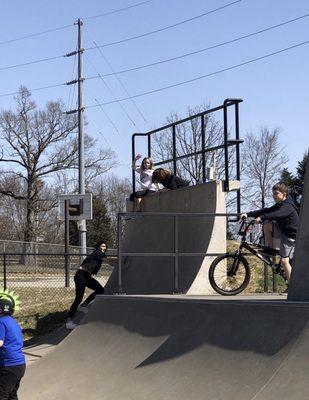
66, 319, 78, 330
78, 305, 89, 314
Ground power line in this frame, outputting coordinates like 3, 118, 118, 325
84, 12, 309, 79
0, 1, 155, 47
0, 82, 65, 98
0, 0, 238, 73
94, 99, 121, 137
92, 40, 150, 127
85, 54, 138, 128
2, 38, 308, 101
0, 54, 64, 72
1, 10, 308, 78
85, 0, 242, 51
85, 39, 309, 109
0, 24, 73, 46
84, 0, 155, 20
2, 11, 308, 74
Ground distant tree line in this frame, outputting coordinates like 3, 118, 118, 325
0, 87, 129, 248
0, 91, 306, 249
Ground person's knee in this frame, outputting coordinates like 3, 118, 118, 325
280, 257, 290, 267
96, 287, 104, 295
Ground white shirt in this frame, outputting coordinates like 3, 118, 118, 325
134, 167, 162, 191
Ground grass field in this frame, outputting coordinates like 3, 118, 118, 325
227, 240, 287, 293
15, 287, 75, 342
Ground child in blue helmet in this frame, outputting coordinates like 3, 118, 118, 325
0, 293, 25, 400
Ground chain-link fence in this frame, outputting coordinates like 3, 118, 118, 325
0, 252, 117, 318
0, 239, 93, 254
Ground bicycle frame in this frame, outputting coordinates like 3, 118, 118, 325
229, 219, 277, 276
209, 218, 288, 295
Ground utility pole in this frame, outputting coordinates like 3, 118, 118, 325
65, 19, 87, 257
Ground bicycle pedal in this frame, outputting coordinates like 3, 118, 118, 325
271, 264, 281, 274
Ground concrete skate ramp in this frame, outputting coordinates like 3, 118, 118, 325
21, 296, 309, 400
105, 181, 227, 295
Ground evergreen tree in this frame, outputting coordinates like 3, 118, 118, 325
69, 220, 79, 247
87, 196, 111, 247
294, 152, 308, 201
69, 195, 111, 248
280, 168, 298, 203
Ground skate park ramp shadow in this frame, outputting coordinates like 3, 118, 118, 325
20, 296, 309, 400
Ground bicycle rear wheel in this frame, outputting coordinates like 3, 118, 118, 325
209, 253, 250, 295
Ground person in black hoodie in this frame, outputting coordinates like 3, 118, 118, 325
152, 168, 189, 190
241, 182, 299, 284
66, 241, 107, 329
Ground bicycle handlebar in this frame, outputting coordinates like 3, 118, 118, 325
238, 217, 261, 236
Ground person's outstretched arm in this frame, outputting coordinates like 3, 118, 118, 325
247, 203, 280, 219
258, 204, 292, 221
132, 154, 142, 173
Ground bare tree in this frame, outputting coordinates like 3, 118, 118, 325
152, 105, 235, 184
0, 87, 116, 242
241, 127, 288, 209
93, 175, 131, 245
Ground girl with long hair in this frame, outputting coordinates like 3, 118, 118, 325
130, 155, 161, 209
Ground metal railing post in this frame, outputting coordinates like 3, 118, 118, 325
3, 254, 7, 290
223, 100, 229, 192
117, 214, 123, 294
64, 200, 70, 287
174, 215, 179, 293
201, 114, 206, 183
235, 102, 241, 213
65, 254, 71, 288
262, 233, 268, 293
148, 134, 151, 158
272, 258, 277, 293
132, 135, 136, 193
172, 125, 177, 175
264, 263, 269, 293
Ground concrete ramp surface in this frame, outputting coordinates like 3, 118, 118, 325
105, 181, 227, 295
20, 296, 309, 400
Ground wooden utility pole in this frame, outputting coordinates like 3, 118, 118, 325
65, 19, 87, 257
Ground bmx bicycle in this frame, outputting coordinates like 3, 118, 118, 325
208, 218, 288, 296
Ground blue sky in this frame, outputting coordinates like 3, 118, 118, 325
0, 0, 308, 179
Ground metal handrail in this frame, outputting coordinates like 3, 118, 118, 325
131, 98, 243, 211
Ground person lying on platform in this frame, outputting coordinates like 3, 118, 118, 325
241, 182, 299, 285
66, 241, 108, 330
130, 155, 162, 210
152, 168, 190, 190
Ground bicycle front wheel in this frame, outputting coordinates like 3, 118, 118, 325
209, 254, 250, 296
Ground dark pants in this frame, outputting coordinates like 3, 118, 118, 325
0, 364, 26, 400
129, 189, 149, 201
68, 269, 104, 319
129, 189, 158, 202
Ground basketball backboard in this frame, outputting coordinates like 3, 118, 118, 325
58, 193, 93, 221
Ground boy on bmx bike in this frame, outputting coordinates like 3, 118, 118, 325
241, 182, 299, 284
